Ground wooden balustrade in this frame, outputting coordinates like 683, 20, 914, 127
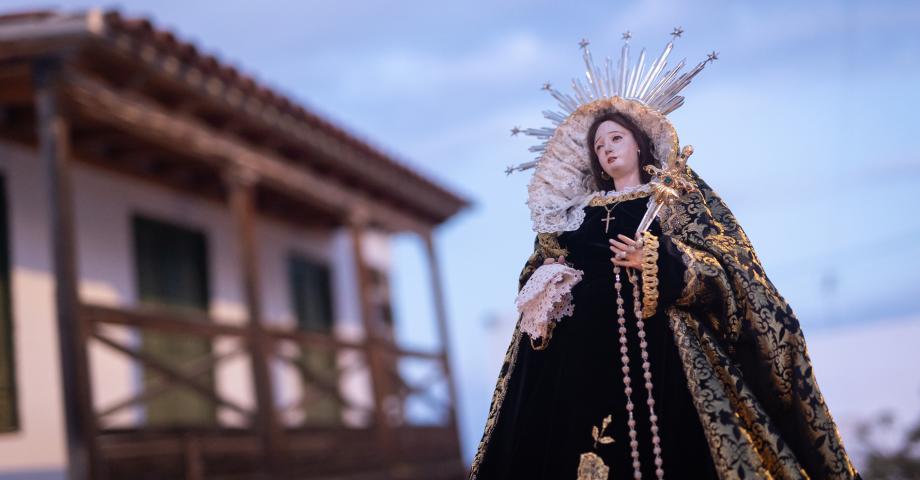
78, 303, 464, 479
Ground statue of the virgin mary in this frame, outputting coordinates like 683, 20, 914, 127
468, 30, 861, 480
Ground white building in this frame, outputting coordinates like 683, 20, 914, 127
0, 9, 468, 480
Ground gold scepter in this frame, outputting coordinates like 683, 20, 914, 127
635, 145, 696, 236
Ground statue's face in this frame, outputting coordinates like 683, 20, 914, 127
594, 120, 640, 180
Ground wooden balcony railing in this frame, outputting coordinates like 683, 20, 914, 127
79, 303, 464, 480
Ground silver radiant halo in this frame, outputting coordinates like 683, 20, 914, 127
506, 29, 717, 175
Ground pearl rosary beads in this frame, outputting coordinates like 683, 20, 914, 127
613, 264, 665, 479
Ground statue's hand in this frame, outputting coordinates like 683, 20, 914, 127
609, 234, 643, 269
542, 255, 566, 266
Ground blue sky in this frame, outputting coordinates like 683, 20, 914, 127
13, 0, 920, 463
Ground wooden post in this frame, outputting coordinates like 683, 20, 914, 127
421, 229, 464, 462
224, 165, 284, 477
348, 214, 399, 466
34, 57, 100, 480
183, 434, 204, 480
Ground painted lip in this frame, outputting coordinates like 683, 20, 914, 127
606, 155, 618, 164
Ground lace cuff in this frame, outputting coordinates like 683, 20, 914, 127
515, 263, 584, 342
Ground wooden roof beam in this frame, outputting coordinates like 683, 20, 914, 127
61, 70, 430, 233
90, 34, 466, 220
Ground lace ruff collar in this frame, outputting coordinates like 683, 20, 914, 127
525, 98, 678, 234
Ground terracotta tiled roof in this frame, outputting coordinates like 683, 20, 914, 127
0, 8, 469, 219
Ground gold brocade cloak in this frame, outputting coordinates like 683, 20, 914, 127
468, 168, 861, 480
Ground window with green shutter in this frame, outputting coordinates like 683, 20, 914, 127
288, 254, 333, 333
288, 253, 340, 425
0, 175, 17, 433
132, 214, 215, 426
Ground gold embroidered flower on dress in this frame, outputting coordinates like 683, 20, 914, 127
592, 413, 615, 449
577, 452, 610, 480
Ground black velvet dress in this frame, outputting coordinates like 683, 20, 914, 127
475, 196, 718, 479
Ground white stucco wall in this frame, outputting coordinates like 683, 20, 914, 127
0, 141, 69, 477
0, 140, 383, 475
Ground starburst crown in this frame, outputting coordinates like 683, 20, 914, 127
507, 27, 717, 175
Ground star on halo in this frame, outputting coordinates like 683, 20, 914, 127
510, 126, 522, 136
578, 38, 590, 49
621, 31, 632, 41
706, 51, 720, 63
671, 26, 684, 38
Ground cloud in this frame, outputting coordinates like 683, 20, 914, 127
329, 31, 557, 99
712, 1, 920, 61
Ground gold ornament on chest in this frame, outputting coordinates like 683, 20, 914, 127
588, 188, 651, 235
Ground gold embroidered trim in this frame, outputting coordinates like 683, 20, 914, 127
468, 319, 523, 479
577, 452, 610, 480
587, 189, 651, 206
537, 232, 568, 259
575, 414, 614, 478
579, 414, 614, 479
640, 231, 659, 317
529, 319, 556, 350
470, 234, 551, 479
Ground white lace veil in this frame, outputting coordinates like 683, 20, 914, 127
526, 97, 679, 233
